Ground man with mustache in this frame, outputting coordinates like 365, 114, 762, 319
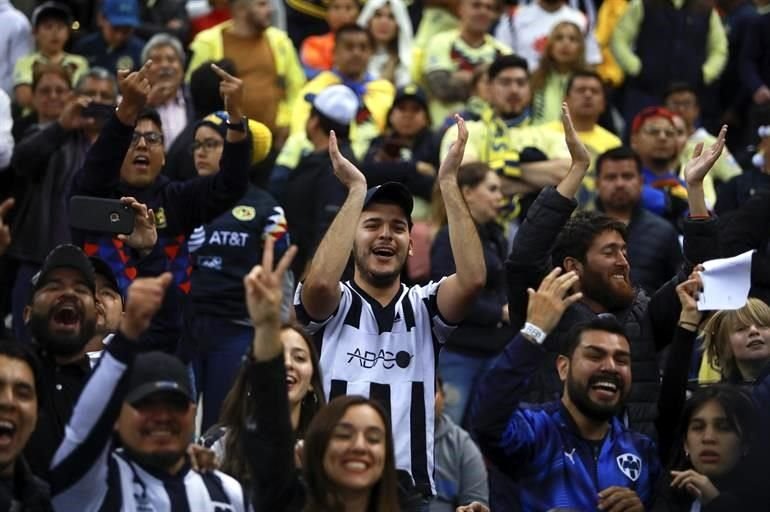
595, 146, 682, 296
505, 106, 726, 443
472, 267, 659, 511
21, 244, 98, 480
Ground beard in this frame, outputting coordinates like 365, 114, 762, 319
352, 245, 406, 289
567, 369, 628, 422
580, 265, 635, 311
123, 444, 185, 472
28, 307, 96, 358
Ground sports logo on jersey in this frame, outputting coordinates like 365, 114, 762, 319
617, 453, 642, 482
346, 348, 413, 369
154, 207, 167, 229
232, 205, 256, 221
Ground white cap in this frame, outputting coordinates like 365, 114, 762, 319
310, 85, 359, 126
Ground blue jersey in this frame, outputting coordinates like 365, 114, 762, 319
473, 335, 661, 511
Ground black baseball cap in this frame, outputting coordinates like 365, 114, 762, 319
392, 84, 428, 111
125, 352, 194, 406
31, 2, 73, 28
363, 182, 413, 228
89, 257, 121, 296
32, 244, 96, 293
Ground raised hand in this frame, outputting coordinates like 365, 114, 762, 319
0, 198, 14, 256
438, 114, 469, 182
676, 266, 703, 329
118, 60, 152, 109
526, 267, 582, 335
684, 125, 727, 187
117, 197, 157, 257
243, 235, 298, 326
58, 96, 95, 131
670, 469, 720, 505
329, 130, 367, 190
211, 63, 244, 120
119, 272, 173, 340
562, 102, 590, 172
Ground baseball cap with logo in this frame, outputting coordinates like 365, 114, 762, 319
393, 84, 428, 111
125, 352, 194, 406
101, 0, 140, 27
306, 85, 359, 126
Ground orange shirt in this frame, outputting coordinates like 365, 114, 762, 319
222, 29, 280, 132
300, 32, 335, 72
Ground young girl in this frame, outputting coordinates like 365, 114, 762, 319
530, 21, 588, 125
357, 0, 413, 87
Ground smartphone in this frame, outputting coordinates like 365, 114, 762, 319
69, 196, 136, 235
81, 103, 115, 120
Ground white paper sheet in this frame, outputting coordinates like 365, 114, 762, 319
697, 250, 755, 311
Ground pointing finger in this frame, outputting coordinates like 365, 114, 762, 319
262, 234, 275, 272
274, 245, 298, 279
210, 63, 234, 81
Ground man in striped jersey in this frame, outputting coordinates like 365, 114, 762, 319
294, 115, 486, 506
50, 273, 251, 512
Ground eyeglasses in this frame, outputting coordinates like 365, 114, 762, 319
130, 131, 164, 147
641, 127, 676, 138
191, 139, 224, 152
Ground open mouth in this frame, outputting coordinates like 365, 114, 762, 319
286, 374, 297, 389
51, 303, 81, 330
747, 338, 765, 349
0, 420, 17, 446
589, 374, 621, 399
342, 459, 370, 472
133, 155, 150, 170
372, 247, 395, 258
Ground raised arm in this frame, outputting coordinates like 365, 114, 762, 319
555, 103, 591, 200
472, 269, 581, 474
50, 273, 171, 510
73, 61, 153, 197
683, 125, 727, 217
436, 115, 486, 324
299, 131, 368, 320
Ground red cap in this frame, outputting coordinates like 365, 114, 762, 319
631, 106, 676, 135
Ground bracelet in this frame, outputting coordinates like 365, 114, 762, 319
521, 322, 547, 345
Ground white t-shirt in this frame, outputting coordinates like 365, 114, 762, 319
494, 2, 602, 71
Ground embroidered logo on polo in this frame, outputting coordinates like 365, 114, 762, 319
232, 205, 256, 221
617, 453, 642, 482
346, 348, 413, 369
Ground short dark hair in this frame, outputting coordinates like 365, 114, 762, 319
595, 146, 642, 177
334, 23, 374, 48
551, 210, 627, 269
310, 106, 350, 139
565, 69, 604, 96
137, 107, 163, 132
0, 338, 44, 408
562, 316, 629, 357
190, 59, 237, 118
488, 54, 529, 81
663, 82, 699, 104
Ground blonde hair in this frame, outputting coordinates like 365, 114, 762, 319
701, 298, 770, 380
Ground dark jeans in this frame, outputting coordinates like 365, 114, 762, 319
187, 314, 253, 432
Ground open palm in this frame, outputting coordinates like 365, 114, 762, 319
684, 125, 726, 186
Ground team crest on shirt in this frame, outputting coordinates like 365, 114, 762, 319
617, 453, 642, 482
232, 205, 256, 221
117, 55, 135, 71
154, 208, 167, 229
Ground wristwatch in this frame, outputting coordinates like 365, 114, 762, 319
226, 116, 247, 132
521, 322, 547, 345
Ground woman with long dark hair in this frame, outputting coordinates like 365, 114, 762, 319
302, 395, 401, 512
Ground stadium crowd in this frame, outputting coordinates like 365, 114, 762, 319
1, 0, 770, 509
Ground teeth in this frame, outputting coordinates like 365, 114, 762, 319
343, 461, 367, 471
593, 381, 618, 391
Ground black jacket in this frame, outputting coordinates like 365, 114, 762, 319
8, 123, 89, 265
718, 188, 770, 304
283, 145, 350, 277
506, 187, 719, 439
0, 457, 53, 512
597, 202, 683, 296
430, 222, 514, 354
